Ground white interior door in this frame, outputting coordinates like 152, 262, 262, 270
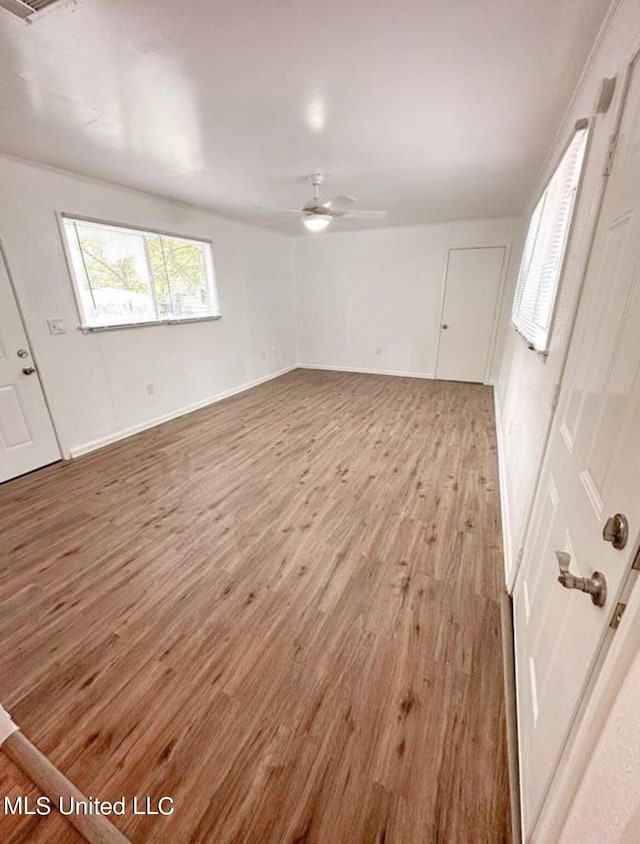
435, 245, 505, 382
514, 55, 640, 838
0, 249, 60, 482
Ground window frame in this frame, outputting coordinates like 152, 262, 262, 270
58, 212, 221, 332
511, 118, 590, 355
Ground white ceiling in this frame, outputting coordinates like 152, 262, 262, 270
0, 0, 612, 233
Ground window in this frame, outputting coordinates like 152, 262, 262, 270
511, 122, 589, 352
62, 217, 220, 329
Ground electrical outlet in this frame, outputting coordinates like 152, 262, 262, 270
375, 346, 382, 355
47, 318, 67, 335
145, 383, 155, 395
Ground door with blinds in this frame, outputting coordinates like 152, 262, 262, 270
514, 55, 640, 837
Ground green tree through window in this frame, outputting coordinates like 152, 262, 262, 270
64, 218, 219, 328
147, 237, 210, 317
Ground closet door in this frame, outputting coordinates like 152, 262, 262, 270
435, 246, 505, 383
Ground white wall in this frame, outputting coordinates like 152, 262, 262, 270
0, 155, 296, 456
494, 0, 630, 587
295, 218, 521, 380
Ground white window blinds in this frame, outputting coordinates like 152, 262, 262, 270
511, 123, 588, 352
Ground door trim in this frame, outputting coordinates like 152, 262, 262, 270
0, 239, 65, 466
532, 535, 640, 841
434, 242, 512, 384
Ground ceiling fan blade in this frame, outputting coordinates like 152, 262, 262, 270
256, 215, 302, 228
335, 209, 388, 220
323, 194, 358, 209
266, 207, 304, 215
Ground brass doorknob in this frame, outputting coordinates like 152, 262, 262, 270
22, 366, 36, 375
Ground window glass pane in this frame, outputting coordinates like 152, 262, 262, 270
66, 221, 157, 326
63, 218, 220, 329
147, 236, 213, 319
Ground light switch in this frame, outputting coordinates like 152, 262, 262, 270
47, 318, 67, 335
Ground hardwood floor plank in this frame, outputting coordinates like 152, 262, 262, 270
0, 370, 511, 842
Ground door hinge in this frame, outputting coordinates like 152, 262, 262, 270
550, 383, 561, 411
603, 132, 619, 177
610, 601, 627, 630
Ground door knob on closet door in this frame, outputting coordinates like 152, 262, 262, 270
22, 366, 36, 375
441, 324, 449, 329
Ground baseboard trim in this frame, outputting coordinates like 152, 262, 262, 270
3, 725, 129, 843
299, 363, 435, 380
69, 365, 298, 458
500, 593, 523, 844
495, 389, 524, 842
493, 388, 514, 591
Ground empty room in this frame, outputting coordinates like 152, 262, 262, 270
1, 0, 640, 842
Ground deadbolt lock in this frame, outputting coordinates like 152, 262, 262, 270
603, 513, 629, 550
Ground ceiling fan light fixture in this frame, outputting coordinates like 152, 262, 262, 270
302, 214, 331, 233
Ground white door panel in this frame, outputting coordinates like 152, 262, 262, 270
515, 55, 640, 837
0, 248, 60, 482
435, 246, 505, 383
0, 385, 34, 448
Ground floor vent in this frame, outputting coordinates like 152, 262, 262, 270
0, 0, 62, 18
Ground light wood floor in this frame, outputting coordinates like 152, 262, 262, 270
0, 370, 511, 843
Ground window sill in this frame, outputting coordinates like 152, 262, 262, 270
528, 345, 549, 359
511, 322, 549, 359
80, 315, 222, 333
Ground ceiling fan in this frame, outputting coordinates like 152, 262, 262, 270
265, 173, 388, 232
